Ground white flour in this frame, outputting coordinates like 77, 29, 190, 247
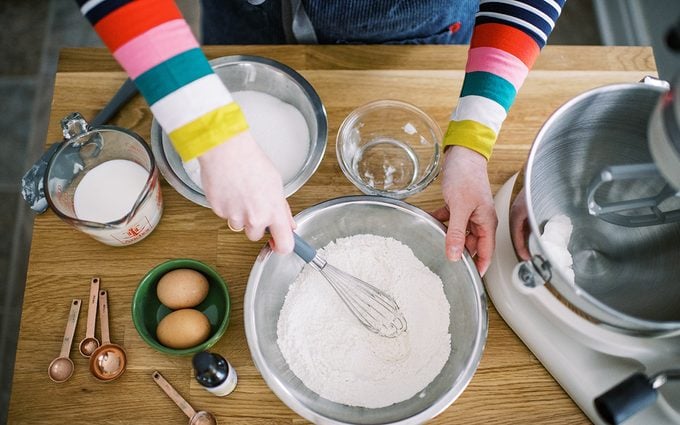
538, 214, 575, 284
277, 234, 451, 408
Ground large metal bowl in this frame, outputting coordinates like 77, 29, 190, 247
523, 81, 680, 335
245, 196, 487, 424
151, 55, 328, 207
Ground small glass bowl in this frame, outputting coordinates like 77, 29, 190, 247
336, 99, 442, 199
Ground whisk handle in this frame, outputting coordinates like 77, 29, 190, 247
293, 232, 317, 263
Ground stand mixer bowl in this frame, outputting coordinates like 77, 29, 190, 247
522, 81, 680, 336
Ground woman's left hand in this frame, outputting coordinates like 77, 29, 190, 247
431, 146, 498, 276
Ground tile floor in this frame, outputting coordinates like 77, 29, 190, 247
0, 2, 197, 423
0, 2, 102, 423
0, 1, 614, 423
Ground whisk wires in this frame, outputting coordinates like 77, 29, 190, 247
309, 255, 408, 338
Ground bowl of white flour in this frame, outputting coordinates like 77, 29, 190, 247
150, 55, 327, 207
245, 196, 487, 424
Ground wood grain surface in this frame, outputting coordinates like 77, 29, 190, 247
9, 45, 657, 424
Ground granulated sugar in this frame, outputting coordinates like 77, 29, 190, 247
277, 234, 451, 408
183, 90, 310, 188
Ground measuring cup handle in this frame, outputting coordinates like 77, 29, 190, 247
98, 290, 110, 345
20, 78, 138, 214
152, 371, 197, 419
61, 299, 81, 358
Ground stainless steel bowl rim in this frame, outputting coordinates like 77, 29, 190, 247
244, 195, 488, 425
524, 81, 679, 334
335, 100, 442, 199
151, 55, 328, 207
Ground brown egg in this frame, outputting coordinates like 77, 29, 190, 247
156, 309, 212, 349
156, 268, 209, 309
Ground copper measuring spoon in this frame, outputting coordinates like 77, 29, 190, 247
48, 299, 81, 383
79, 277, 100, 357
152, 371, 218, 425
89, 290, 127, 381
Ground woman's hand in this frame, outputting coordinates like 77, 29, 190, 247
197, 131, 295, 254
431, 146, 498, 276
509, 186, 531, 260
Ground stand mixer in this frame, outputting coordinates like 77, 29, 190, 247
486, 172, 680, 425
485, 26, 680, 424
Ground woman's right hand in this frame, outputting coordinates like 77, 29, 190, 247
197, 131, 295, 254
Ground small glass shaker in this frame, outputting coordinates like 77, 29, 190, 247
193, 351, 237, 397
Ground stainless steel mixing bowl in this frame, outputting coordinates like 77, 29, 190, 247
151, 55, 328, 207
245, 196, 487, 424
523, 81, 680, 335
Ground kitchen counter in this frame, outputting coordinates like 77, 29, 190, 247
9, 45, 657, 424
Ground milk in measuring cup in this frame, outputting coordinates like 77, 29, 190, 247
74, 159, 148, 223
72, 159, 162, 245
45, 112, 163, 246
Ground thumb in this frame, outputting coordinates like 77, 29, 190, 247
445, 203, 470, 262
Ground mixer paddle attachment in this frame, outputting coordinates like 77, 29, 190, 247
586, 162, 680, 227
293, 233, 408, 338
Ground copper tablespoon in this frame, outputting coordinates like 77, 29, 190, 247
79, 277, 100, 357
152, 371, 217, 425
89, 290, 127, 381
48, 299, 81, 383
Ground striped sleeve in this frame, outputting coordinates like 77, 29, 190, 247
75, 0, 248, 161
443, 0, 566, 159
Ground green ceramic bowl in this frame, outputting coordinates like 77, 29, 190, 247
132, 259, 231, 356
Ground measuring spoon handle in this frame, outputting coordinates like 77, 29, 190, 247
85, 277, 100, 339
98, 290, 111, 345
152, 371, 197, 419
60, 299, 81, 358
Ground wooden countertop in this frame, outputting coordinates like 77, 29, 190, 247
9, 45, 657, 424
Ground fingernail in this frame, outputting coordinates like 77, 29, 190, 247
448, 247, 462, 261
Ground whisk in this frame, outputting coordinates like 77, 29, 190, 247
293, 233, 407, 338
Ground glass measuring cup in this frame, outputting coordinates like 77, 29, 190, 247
44, 112, 163, 246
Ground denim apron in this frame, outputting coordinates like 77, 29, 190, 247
201, 0, 479, 45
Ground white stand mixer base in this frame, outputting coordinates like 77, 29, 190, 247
485, 174, 680, 425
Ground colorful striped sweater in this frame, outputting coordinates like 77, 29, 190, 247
76, 0, 564, 162
446, 0, 564, 159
